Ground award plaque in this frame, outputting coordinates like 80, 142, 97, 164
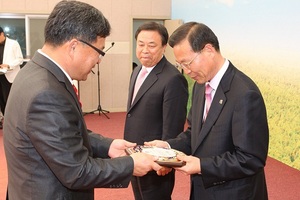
126, 145, 186, 167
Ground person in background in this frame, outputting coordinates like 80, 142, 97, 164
3, 1, 165, 200
124, 22, 189, 200
0, 26, 23, 129
146, 22, 269, 199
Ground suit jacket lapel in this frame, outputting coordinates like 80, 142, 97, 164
31, 52, 82, 111
30, 52, 89, 155
129, 57, 166, 110
192, 64, 234, 154
190, 83, 205, 151
127, 66, 141, 109
131, 71, 157, 106
194, 89, 227, 152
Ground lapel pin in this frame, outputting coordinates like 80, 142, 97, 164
219, 99, 223, 104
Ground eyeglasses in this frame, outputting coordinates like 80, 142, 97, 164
175, 53, 200, 70
78, 39, 105, 59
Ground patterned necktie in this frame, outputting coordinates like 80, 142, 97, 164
204, 83, 213, 120
132, 68, 148, 103
72, 84, 82, 107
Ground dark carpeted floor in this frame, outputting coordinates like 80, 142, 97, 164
1, 112, 299, 200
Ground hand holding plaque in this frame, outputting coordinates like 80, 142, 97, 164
126, 145, 186, 167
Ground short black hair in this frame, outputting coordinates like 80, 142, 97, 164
44, 0, 111, 46
135, 22, 169, 46
0, 27, 3, 33
169, 22, 220, 52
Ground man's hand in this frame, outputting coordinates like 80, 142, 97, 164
144, 140, 170, 148
108, 139, 136, 158
130, 152, 162, 176
0, 64, 10, 69
174, 155, 201, 175
156, 167, 173, 176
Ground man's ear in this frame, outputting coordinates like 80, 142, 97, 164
67, 39, 79, 58
203, 44, 214, 52
69, 39, 79, 51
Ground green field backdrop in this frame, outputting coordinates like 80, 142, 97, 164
184, 59, 300, 170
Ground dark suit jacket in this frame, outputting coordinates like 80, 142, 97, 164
124, 56, 188, 198
124, 56, 188, 144
168, 62, 269, 200
3, 52, 134, 200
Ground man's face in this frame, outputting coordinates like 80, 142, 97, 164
0, 32, 5, 43
72, 37, 106, 81
173, 39, 212, 84
136, 30, 166, 67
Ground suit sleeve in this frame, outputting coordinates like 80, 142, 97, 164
87, 129, 113, 158
26, 89, 133, 189
162, 73, 188, 140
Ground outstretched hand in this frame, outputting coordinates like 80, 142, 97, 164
130, 152, 163, 176
108, 139, 136, 158
174, 155, 201, 175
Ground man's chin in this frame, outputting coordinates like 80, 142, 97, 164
80, 75, 89, 81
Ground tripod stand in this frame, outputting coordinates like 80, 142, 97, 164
85, 42, 114, 119
86, 63, 110, 119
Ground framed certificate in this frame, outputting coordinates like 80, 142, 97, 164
126, 145, 186, 167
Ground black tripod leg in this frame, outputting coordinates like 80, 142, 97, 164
84, 63, 110, 119
97, 105, 110, 119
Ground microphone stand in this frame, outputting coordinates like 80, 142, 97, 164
85, 42, 115, 119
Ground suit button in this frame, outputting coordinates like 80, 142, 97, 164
127, 114, 131, 117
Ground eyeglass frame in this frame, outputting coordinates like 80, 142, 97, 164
78, 39, 105, 59
175, 53, 200, 71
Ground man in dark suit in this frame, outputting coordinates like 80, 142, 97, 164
146, 22, 269, 199
124, 22, 188, 200
3, 1, 163, 200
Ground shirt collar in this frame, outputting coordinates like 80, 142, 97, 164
141, 65, 155, 73
37, 49, 73, 84
208, 59, 229, 91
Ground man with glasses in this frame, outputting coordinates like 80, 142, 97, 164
78, 39, 106, 59
147, 22, 269, 199
3, 1, 165, 200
